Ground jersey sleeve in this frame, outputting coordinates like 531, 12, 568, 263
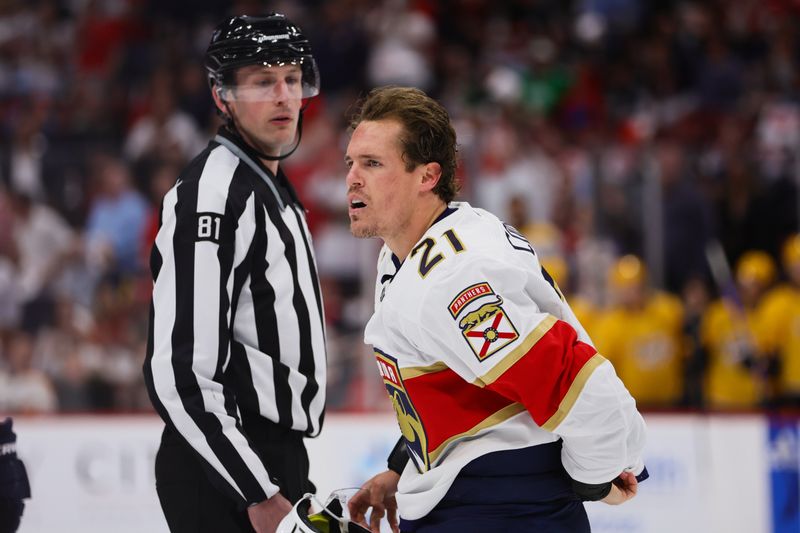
143, 151, 280, 508
413, 255, 646, 484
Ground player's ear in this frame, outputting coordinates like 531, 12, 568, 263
420, 162, 442, 192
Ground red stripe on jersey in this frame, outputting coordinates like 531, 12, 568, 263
402, 369, 515, 455
485, 319, 598, 428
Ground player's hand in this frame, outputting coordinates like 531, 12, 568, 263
348, 470, 400, 533
247, 492, 293, 533
600, 471, 638, 505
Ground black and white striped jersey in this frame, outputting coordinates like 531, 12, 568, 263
143, 127, 327, 506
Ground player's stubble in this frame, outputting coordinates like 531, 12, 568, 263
349, 217, 377, 239
349, 215, 410, 242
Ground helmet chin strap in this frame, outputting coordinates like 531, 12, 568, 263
222, 99, 306, 162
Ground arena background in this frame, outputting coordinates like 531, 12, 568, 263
2, 1, 800, 532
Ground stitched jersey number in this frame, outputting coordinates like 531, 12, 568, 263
412, 238, 443, 278
197, 213, 221, 243
411, 229, 465, 278
503, 223, 534, 255
503, 223, 563, 299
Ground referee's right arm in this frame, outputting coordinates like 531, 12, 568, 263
143, 148, 279, 509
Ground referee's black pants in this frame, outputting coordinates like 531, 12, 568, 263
155, 416, 315, 533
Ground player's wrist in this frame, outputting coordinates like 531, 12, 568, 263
571, 478, 612, 501
387, 437, 409, 475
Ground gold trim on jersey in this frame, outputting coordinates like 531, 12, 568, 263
427, 402, 527, 465
398, 314, 555, 383
473, 315, 558, 387
400, 361, 450, 380
541, 353, 607, 432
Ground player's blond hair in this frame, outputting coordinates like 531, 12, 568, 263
350, 86, 459, 203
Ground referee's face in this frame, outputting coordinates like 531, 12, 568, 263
345, 119, 430, 255
224, 65, 303, 157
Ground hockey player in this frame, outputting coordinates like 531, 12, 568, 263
592, 255, 685, 407
701, 250, 775, 408
758, 235, 800, 406
344, 86, 647, 533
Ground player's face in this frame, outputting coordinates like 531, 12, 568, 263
222, 65, 303, 157
345, 119, 424, 247
615, 282, 645, 308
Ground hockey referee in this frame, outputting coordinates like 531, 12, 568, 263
143, 14, 327, 533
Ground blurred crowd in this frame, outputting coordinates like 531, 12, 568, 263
1, 0, 800, 414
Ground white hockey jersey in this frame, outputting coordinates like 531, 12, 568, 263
364, 202, 646, 520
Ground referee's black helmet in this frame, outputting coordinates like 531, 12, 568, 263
204, 13, 320, 99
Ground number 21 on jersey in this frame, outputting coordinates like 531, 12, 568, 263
411, 228, 464, 278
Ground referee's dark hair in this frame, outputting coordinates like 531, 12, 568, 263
350, 86, 460, 203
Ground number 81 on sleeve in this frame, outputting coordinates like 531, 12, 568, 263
196, 213, 222, 243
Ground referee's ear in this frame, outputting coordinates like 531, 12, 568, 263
211, 85, 231, 115
419, 162, 442, 193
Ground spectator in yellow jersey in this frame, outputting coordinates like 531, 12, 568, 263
592, 255, 685, 408
701, 251, 775, 409
759, 235, 800, 407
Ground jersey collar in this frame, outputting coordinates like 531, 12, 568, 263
214, 126, 304, 210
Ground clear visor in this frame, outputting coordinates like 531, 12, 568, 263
218, 59, 320, 102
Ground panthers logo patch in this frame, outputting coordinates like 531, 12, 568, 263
374, 349, 430, 472
451, 283, 519, 361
